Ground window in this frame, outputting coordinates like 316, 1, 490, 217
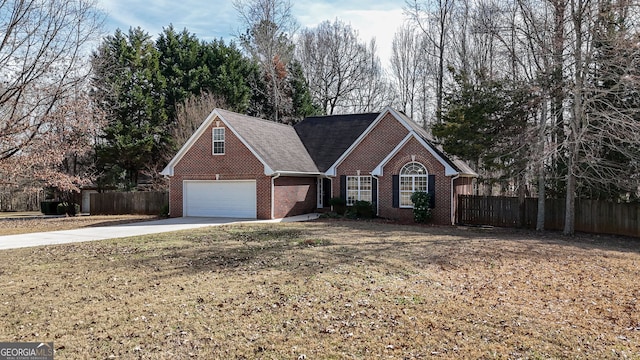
346, 176, 372, 205
399, 162, 428, 207
212, 127, 225, 155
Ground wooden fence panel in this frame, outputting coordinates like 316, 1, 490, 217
457, 196, 522, 227
457, 195, 640, 237
90, 192, 168, 215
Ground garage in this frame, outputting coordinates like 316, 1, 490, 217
183, 180, 257, 218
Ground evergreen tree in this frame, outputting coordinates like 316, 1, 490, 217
287, 60, 322, 122
433, 69, 533, 188
204, 39, 255, 113
156, 26, 211, 123
92, 28, 169, 189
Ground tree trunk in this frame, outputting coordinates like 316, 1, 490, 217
436, 20, 445, 124
536, 105, 547, 231
518, 172, 526, 228
563, 158, 576, 235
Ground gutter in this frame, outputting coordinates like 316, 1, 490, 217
270, 170, 322, 177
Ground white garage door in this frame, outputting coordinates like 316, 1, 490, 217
183, 180, 257, 218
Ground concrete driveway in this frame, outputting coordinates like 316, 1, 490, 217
0, 214, 320, 250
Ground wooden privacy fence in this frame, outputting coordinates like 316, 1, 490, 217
90, 192, 168, 215
457, 195, 640, 238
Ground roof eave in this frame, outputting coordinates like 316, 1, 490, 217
326, 108, 395, 176
372, 132, 459, 177
272, 170, 323, 177
160, 108, 222, 177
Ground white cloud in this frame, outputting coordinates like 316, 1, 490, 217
341, 8, 407, 69
293, 1, 407, 69
96, 0, 407, 68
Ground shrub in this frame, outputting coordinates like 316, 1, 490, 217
351, 200, 375, 219
328, 197, 347, 215
159, 203, 169, 218
411, 191, 432, 223
40, 201, 61, 215
57, 202, 80, 216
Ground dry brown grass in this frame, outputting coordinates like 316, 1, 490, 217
0, 215, 158, 236
0, 220, 639, 359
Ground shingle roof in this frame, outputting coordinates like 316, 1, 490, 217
294, 113, 380, 172
162, 107, 476, 178
217, 109, 319, 173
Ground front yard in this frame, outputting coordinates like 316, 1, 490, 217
0, 220, 638, 358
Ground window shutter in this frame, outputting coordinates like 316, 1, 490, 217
428, 175, 436, 208
392, 175, 399, 208
340, 175, 346, 200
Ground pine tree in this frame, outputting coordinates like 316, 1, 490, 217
92, 28, 169, 189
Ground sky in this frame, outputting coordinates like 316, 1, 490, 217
95, 0, 409, 70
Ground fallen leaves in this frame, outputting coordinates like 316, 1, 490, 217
0, 221, 638, 358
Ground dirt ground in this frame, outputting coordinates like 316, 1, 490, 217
0, 219, 638, 359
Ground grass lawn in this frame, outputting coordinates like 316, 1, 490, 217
0, 220, 638, 359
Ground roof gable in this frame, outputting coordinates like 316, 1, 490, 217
393, 110, 477, 176
325, 107, 477, 177
294, 113, 379, 172
160, 109, 318, 176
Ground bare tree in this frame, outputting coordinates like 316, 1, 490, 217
296, 19, 377, 115
173, 93, 229, 149
3, 90, 105, 196
513, 0, 640, 234
406, 0, 455, 123
561, 0, 640, 234
0, 0, 103, 200
391, 25, 429, 122
143, 92, 228, 191
234, 0, 297, 122
0, 0, 103, 163
342, 40, 396, 113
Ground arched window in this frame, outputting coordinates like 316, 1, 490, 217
399, 162, 428, 207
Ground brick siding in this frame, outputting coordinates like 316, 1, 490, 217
273, 176, 317, 218
334, 112, 408, 196
168, 111, 466, 224
169, 118, 271, 219
377, 138, 451, 225
334, 113, 454, 225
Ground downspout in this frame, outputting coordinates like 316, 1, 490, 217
271, 173, 281, 219
372, 175, 380, 217
450, 174, 460, 225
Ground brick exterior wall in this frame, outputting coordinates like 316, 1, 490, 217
334, 112, 455, 225
377, 138, 450, 225
168, 118, 272, 219
274, 176, 317, 218
334, 112, 408, 196
167, 111, 467, 223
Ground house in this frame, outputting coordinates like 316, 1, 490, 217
160, 107, 477, 224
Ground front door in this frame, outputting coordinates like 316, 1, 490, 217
317, 177, 332, 208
